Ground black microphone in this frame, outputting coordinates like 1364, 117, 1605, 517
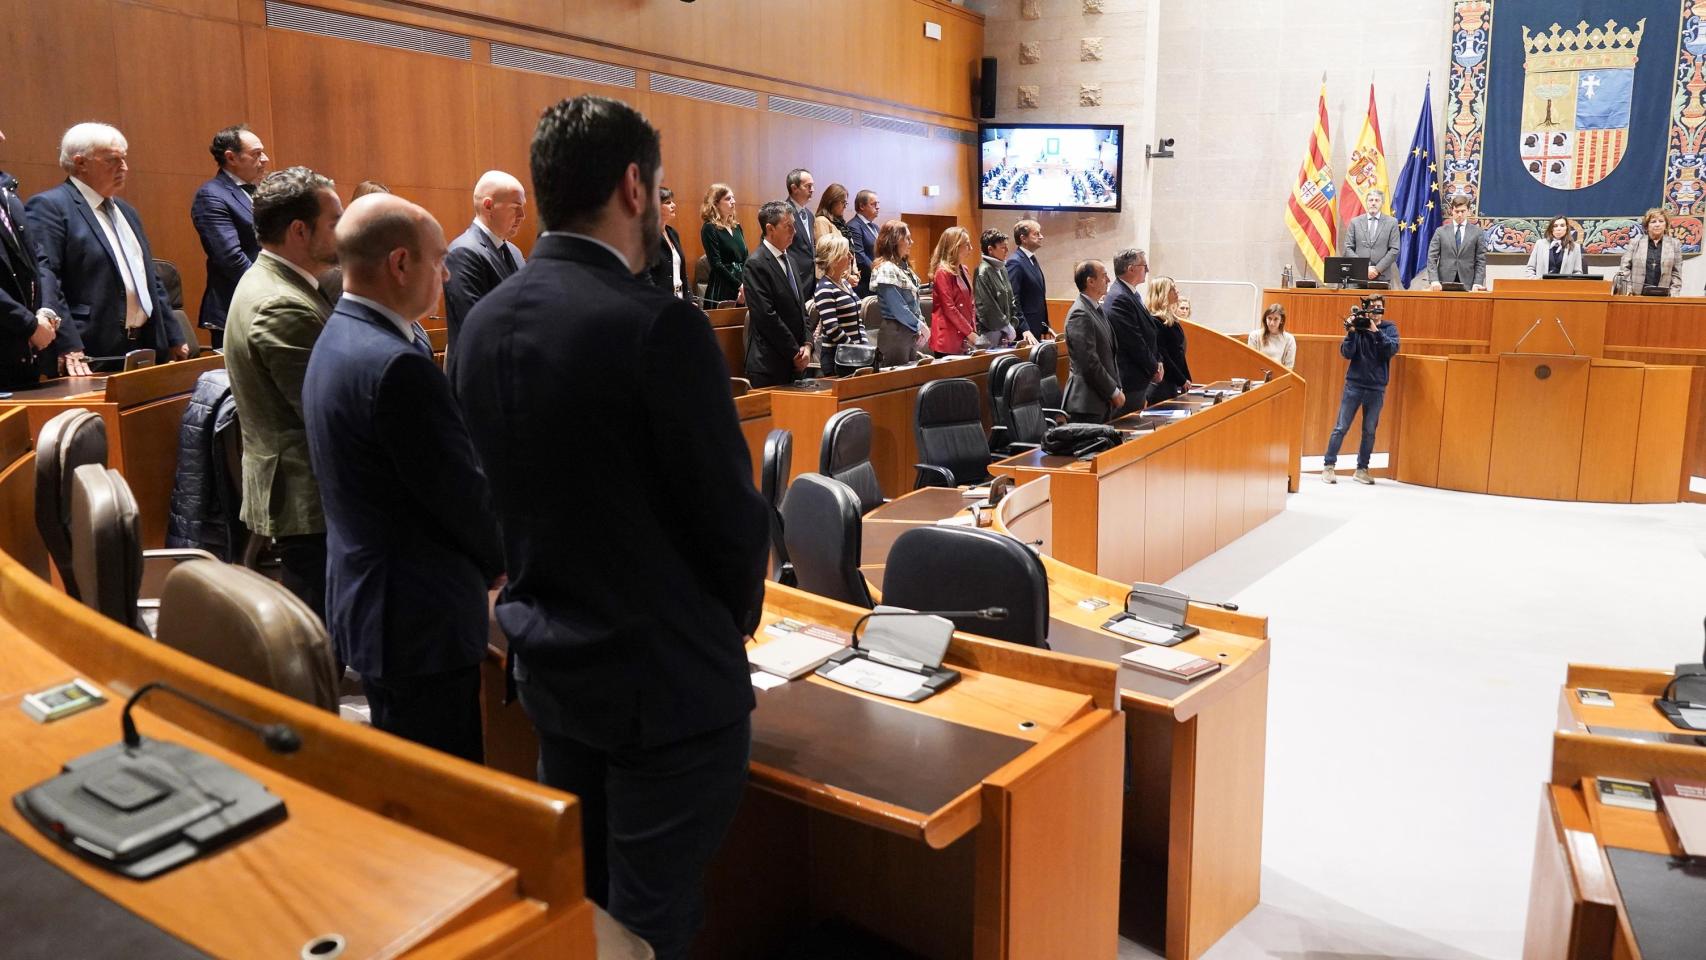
1196, 599, 1240, 612
122, 682, 301, 755
851, 606, 1008, 644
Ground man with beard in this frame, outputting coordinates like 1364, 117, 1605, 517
452, 95, 769, 959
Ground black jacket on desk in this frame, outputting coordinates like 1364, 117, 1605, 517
453, 234, 769, 751
741, 243, 807, 388
302, 297, 503, 679
1101, 278, 1157, 414
26, 180, 185, 365
0, 173, 45, 388
444, 221, 524, 369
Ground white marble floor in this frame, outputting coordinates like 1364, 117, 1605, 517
1119, 476, 1706, 960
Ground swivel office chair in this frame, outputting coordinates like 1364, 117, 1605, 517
881, 525, 1051, 649
989, 361, 1067, 454
761, 429, 795, 584
68, 464, 217, 636
36, 409, 108, 598
913, 378, 994, 488
986, 353, 1022, 436
154, 258, 200, 359
818, 408, 887, 514
779, 473, 872, 608
1032, 340, 1063, 411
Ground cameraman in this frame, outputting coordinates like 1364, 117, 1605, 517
1323, 296, 1399, 485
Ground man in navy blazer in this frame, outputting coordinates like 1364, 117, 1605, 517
443, 169, 527, 373
302, 193, 503, 762
454, 96, 769, 960
1004, 218, 1051, 341
27, 123, 187, 374
1102, 248, 1160, 416
742, 201, 809, 388
0, 136, 61, 388
849, 189, 880, 298
190, 124, 268, 348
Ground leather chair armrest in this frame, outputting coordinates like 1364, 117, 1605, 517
913, 463, 958, 489
139, 548, 220, 600
1044, 408, 1070, 424
988, 425, 1011, 452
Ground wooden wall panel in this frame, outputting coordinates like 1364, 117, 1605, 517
1576, 366, 1642, 503
1436, 359, 1497, 494
1182, 435, 1218, 568
1632, 367, 1692, 503
1393, 356, 1446, 487
1143, 442, 1186, 584
1096, 460, 1146, 585
1487, 357, 1590, 501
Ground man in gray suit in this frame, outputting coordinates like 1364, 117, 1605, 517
1063, 259, 1123, 423
783, 167, 816, 303
1428, 195, 1486, 290
1341, 188, 1399, 286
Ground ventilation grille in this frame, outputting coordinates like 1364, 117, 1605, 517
490, 43, 636, 87
862, 112, 932, 139
264, 1, 471, 59
768, 96, 855, 125
649, 73, 758, 108
935, 126, 978, 145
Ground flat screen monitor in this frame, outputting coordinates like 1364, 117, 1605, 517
978, 124, 1123, 213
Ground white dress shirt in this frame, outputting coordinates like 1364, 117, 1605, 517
70, 176, 147, 329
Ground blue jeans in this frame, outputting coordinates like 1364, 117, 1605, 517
1323, 383, 1386, 469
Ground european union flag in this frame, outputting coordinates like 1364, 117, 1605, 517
1392, 82, 1442, 288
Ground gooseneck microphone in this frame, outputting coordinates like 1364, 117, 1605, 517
122, 681, 302, 755
850, 606, 1009, 642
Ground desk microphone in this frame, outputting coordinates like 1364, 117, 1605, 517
1195, 599, 1241, 612
851, 607, 1009, 643
122, 681, 301, 755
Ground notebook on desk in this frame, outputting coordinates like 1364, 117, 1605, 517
1605, 847, 1706, 960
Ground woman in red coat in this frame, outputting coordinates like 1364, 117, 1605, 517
928, 227, 977, 355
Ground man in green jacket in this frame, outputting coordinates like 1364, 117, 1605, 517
974, 228, 1027, 349
224, 166, 343, 618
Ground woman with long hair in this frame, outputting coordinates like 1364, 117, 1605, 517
927, 227, 977, 355
1146, 276, 1192, 404
1247, 303, 1296, 367
1524, 215, 1583, 277
871, 219, 925, 366
699, 183, 747, 305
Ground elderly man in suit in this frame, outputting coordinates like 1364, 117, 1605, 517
1427, 195, 1487, 291
1341, 188, 1399, 286
1063, 259, 1122, 423
444, 169, 527, 371
0, 128, 61, 388
782, 168, 817, 303
191, 124, 268, 349
1005, 219, 1050, 341
1103, 248, 1159, 416
223, 166, 342, 619
849, 189, 880, 298
455, 95, 768, 960
742, 200, 809, 388
303, 193, 503, 762
27, 122, 188, 374
1614, 208, 1683, 296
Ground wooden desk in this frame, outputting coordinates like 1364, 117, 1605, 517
764, 342, 1070, 496
704, 307, 745, 376
0, 405, 600, 959
1268, 286, 1706, 490
992, 366, 1304, 583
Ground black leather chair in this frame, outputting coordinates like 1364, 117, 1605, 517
990, 361, 1067, 453
153, 258, 199, 359
780, 473, 872, 608
913, 378, 993, 488
1032, 340, 1063, 411
881, 525, 1050, 649
761, 428, 795, 584
986, 354, 1021, 433
819, 408, 887, 514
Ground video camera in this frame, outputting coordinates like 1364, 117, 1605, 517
1344, 295, 1385, 332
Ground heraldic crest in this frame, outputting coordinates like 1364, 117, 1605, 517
1520, 18, 1646, 190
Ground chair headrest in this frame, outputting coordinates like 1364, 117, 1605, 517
153, 258, 184, 309
917, 378, 982, 428
1032, 340, 1057, 371
779, 473, 870, 608
1007, 362, 1042, 407
154, 561, 340, 710
69, 464, 143, 632
35, 409, 108, 596
761, 429, 793, 508
988, 355, 1020, 400
882, 526, 1050, 648
820, 408, 873, 474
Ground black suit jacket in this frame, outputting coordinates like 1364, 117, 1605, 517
742, 244, 807, 388
189, 173, 258, 331
1102, 279, 1157, 415
785, 201, 817, 302
0, 174, 45, 388
302, 298, 503, 679
453, 234, 769, 750
26, 180, 183, 366
645, 224, 688, 301
1005, 249, 1050, 338
444, 222, 523, 369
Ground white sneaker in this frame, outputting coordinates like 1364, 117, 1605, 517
1322, 467, 1337, 484
1353, 469, 1374, 485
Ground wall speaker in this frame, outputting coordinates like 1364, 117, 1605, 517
979, 57, 997, 119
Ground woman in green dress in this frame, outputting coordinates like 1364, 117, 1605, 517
699, 183, 748, 306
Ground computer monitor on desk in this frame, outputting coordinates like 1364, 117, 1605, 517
1322, 256, 1370, 289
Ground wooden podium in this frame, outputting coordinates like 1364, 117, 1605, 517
1393, 351, 1693, 503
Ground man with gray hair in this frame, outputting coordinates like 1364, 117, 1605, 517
303, 193, 503, 760
1104, 247, 1159, 415
1340, 187, 1399, 286
783, 167, 816, 302
27, 122, 188, 373
224, 166, 342, 618
444, 169, 527, 371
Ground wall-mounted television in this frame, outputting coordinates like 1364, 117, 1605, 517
978, 123, 1123, 214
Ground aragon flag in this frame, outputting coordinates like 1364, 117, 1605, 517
1285, 82, 1337, 280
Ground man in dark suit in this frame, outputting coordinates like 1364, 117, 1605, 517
1103, 248, 1159, 416
1004, 218, 1050, 341
849, 188, 880, 298
443, 169, 527, 372
0, 129, 61, 388
1427, 194, 1487, 291
27, 123, 188, 375
302, 193, 503, 762
1063, 259, 1122, 422
783, 167, 816, 302
190, 124, 268, 348
453, 95, 769, 960
741, 200, 809, 388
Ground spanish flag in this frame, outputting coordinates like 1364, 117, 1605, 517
1341, 85, 1391, 221
1286, 82, 1337, 280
